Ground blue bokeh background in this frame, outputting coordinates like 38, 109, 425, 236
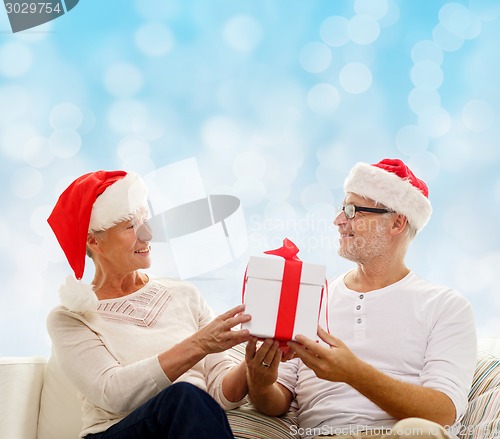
1, 0, 499, 356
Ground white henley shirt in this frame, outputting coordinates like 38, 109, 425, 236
277, 271, 477, 439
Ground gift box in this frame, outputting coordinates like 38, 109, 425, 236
242, 239, 326, 342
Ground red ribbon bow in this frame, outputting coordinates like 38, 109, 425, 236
264, 238, 303, 342
264, 238, 300, 261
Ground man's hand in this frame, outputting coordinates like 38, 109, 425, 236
287, 326, 360, 384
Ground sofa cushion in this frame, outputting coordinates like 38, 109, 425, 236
37, 355, 82, 439
228, 401, 298, 439
458, 352, 500, 439
0, 357, 46, 439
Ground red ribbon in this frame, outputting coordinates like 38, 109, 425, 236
264, 238, 303, 341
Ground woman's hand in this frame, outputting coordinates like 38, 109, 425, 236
158, 304, 251, 383
244, 337, 294, 417
245, 337, 282, 388
192, 304, 252, 355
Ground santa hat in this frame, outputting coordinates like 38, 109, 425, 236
47, 171, 149, 312
343, 158, 432, 231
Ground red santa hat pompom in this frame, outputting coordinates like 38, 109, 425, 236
344, 158, 432, 232
47, 171, 149, 312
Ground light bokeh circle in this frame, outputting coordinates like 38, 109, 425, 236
339, 63, 372, 94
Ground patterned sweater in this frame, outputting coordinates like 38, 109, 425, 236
47, 277, 243, 438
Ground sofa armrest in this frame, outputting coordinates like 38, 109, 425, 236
477, 337, 500, 357
0, 357, 47, 439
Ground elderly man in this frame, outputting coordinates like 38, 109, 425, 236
246, 159, 477, 439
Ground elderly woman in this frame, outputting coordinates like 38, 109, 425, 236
47, 170, 251, 439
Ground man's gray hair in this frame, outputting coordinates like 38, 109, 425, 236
369, 196, 418, 241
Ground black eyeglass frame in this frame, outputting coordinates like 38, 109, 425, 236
341, 204, 392, 220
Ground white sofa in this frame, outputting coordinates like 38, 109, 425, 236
1, 338, 499, 439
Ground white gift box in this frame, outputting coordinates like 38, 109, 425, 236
242, 255, 326, 342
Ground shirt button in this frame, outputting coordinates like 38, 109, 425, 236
359, 294, 364, 299
356, 305, 361, 310
357, 318, 362, 324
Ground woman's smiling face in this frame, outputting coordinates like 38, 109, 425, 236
90, 214, 153, 274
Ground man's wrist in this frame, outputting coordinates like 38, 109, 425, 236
344, 356, 371, 387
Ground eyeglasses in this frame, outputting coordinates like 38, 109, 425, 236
341, 204, 392, 220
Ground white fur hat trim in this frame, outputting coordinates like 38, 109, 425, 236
89, 172, 149, 231
344, 162, 432, 231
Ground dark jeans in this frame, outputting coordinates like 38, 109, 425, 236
86, 382, 234, 439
